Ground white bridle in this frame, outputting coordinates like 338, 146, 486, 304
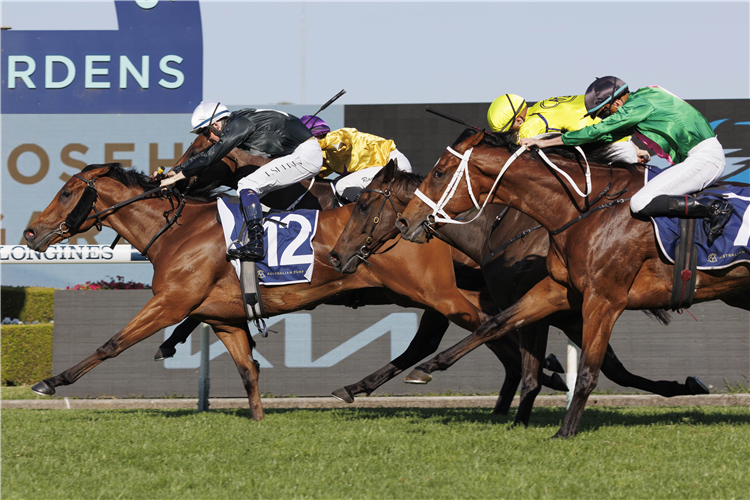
413, 142, 593, 226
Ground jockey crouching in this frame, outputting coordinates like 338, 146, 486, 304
487, 92, 650, 165
160, 101, 323, 261
520, 77, 732, 245
301, 115, 412, 203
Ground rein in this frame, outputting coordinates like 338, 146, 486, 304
416, 141, 628, 237
62, 172, 187, 258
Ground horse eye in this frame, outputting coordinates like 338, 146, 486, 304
433, 170, 445, 180
357, 202, 368, 214
61, 190, 71, 199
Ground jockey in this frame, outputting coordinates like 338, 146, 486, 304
161, 101, 323, 261
520, 76, 731, 244
300, 115, 412, 203
487, 93, 648, 164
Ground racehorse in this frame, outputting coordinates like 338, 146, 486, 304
328, 161, 709, 425
396, 129, 750, 437
24, 162, 524, 418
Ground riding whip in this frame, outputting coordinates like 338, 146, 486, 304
303, 89, 346, 126
425, 107, 484, 132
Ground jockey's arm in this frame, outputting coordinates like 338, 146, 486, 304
520, 135, 564, 149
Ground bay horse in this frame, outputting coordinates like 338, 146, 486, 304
328, 161, 708, 425
396, 129, 750, 437
23, 163, 525, 418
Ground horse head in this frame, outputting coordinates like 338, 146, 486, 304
24, 164, 118, 252
397, 129, 488, 243
328, 160, 420, 273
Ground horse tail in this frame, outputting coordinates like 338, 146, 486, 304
643, 309, 672, 326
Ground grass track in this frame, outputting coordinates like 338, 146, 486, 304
2, 407, 749, 499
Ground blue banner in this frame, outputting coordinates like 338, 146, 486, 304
1, 1, 202, 114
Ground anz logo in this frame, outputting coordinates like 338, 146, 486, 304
163, 313, 419, 369
1, 1, 202, 114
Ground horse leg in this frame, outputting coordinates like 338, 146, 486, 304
154, 316, 201, 360
404, 276, 572, 382
483, 334, 522, 415
210, 322, 264, 420
32, 294, 189, 396
513, 323, 550, 426
559, 316, 709, 396
554, 294, 626, 439
332, 310, 450, 403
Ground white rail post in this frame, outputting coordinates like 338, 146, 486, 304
197, 323, 211, 412
566, 339, 579, 409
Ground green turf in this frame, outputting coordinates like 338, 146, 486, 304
2, 407, 749, 499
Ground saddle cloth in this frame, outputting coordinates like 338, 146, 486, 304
645, 168, 750, 270
217, 197, 319, 285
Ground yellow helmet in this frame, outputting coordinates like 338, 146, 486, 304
487, 94, 527, 132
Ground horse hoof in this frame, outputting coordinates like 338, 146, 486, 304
687, 376, 709, 395
331, 387, 355, 404
154, 346, 176, 361
545, 353, 565, 373
549, 373, 569, 392
404, 369, 432, 384
31, 381, 55, 396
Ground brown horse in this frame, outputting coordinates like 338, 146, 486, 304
396, 129, 750, 437
23, 162, 518, 418
329, 161, 709, 425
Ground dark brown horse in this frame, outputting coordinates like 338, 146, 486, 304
396, 129, 750, 437
23, 163, 520, 418
329, 161, 709, 425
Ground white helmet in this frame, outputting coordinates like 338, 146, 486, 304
190, 101, 230, 133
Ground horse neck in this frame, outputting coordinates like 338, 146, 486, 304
433, 206, 504, 264
94, 179, 206, 257
475, 147, 640, 232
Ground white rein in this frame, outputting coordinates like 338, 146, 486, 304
413, 142, 593, 225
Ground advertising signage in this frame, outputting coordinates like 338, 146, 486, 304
1, 0, 202, 114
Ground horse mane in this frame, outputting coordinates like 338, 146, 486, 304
386, 169, 426, 195
452, 128, 641, 173
82, 163, 222, 202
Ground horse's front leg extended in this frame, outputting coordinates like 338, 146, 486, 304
210, 322, 264, 420
553, 294, 626, 439
404, 277, 571, 382
32, 294, 190, 395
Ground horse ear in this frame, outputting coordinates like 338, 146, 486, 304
466, 130, 485, 149
382, 160, 398, 183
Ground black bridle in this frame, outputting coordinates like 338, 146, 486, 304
57, 172, 187, 258
352, 183, 403, 265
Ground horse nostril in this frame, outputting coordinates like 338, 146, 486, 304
396, 218, 408, 230
24, 228, 36, 242
327, 252, 340, 266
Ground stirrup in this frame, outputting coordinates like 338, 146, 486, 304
704, 200, 733, 246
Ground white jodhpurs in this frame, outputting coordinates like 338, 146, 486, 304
334, 149, 412, 201
237, 138, 323, 197
630, 136, 725, 213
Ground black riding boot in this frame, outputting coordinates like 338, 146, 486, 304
638, 194, 734, 245
227, 192, 265, 261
